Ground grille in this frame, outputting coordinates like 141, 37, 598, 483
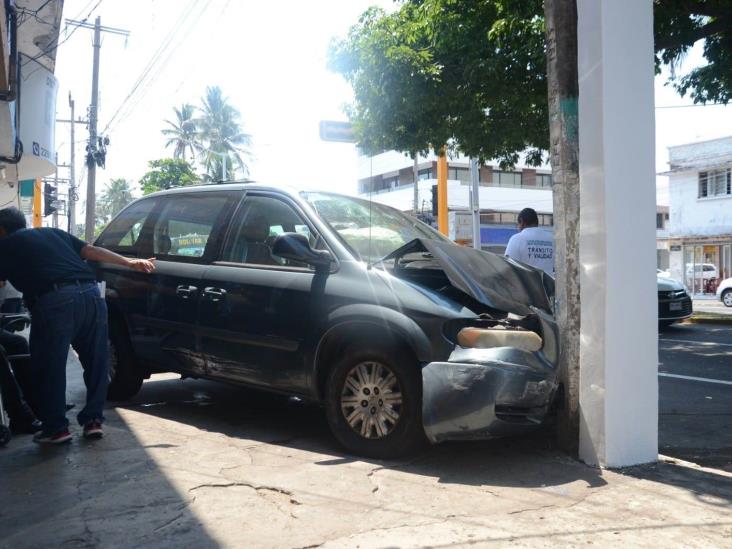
658, 289, 687, 300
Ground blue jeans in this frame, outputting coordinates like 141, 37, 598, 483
29, 282, 109, 434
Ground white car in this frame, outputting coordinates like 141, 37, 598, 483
686, 263, 718, 280
716, 278, 732, 307
657, 268, 671, 278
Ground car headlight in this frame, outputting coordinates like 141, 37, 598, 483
457, 327, 543, 352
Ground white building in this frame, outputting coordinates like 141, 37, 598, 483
357, 151, 553, 253
663, 135, 732, 294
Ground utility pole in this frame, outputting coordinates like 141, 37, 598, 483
544, 0, 580, 456
437, 152, 448, 235
66, 17, 130, 242
86, 16, 101, 242
68, 94, 77, 235
57, 97, 89, 235
52, 153, 59, 229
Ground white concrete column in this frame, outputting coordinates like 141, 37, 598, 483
577, 0, 658, 467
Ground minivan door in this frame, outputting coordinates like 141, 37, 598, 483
198, 193, 330, 393
138, 191, 240, 376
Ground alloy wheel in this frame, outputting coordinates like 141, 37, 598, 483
724, 291, 732, 307
340, 361, 403, 439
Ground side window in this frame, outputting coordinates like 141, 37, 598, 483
222, 195, 318, 268
96, 198, 156, 253
153, 194, 231, 260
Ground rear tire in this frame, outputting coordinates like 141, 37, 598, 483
324, 345, 427, 459
107, 321, 144, 401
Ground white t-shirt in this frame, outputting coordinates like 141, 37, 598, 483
505, 226, 555, 275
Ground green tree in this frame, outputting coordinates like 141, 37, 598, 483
99, 178, 135, 219
196, 86, 252, 181
162, 103, 199, 161
329, 0, 730, 162
654, 0, 732, 104
140, 158, 199, 195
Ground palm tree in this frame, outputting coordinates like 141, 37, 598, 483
162, 103, 198, 161
99, 178, 135, 221
196, 86, 252, 181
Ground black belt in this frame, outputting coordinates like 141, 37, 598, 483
32, 279, 93, 301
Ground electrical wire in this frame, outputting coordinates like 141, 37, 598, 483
101, 0, 210, 136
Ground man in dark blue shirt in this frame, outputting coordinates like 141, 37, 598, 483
0, 207, 155, 443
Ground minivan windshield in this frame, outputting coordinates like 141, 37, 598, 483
302, 192, 449, 263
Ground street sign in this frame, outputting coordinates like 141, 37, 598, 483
319, 120, 355, 143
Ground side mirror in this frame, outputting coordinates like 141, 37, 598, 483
272, 232, 332, 272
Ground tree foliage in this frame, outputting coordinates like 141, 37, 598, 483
161, 86, 252, 182
162, 103, 198, 161
329, 0, 731, 164
96, 178, 135, 228
140, 158, 199, 195
654, 0, 732, 104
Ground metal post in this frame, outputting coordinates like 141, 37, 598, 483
413, 154, 419, 215
470, 158, 481, 250
222, 153, 226, 182
68, 94, 76, 235
52, 153, 59, 229
85, 16, 101, 242
437, 153, 448, 236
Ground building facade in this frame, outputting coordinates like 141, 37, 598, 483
357, 151, 553, 253
664, 136, 732, 294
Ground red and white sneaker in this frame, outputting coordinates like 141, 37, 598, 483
83, 420, 104, 440
33, 429, 72, 445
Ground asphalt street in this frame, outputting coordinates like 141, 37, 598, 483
659, 322, 732, 469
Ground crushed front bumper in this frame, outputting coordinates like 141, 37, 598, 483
421, 348, 558, 444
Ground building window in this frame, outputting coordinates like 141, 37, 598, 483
656, 213, 664, 229
418, 168, 433, 180
536, 173, 552, 188
494, 171, 523, 187
540, 214, 553, 226
448, 167, 471, 183
699, 169, 731, 198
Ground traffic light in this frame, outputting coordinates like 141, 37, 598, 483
43, 183, 58, 217
431, 184, 438, 216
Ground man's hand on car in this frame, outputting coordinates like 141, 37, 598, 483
126, 258, 156, 273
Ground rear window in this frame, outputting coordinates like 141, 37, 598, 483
96, 198, 156, 253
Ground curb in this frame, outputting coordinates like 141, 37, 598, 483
684, 315, 732, 325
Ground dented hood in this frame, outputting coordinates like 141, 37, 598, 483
383, 239, 554, 317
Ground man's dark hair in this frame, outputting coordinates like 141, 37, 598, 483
0, 207, 28, 234
517, 207, 539, 226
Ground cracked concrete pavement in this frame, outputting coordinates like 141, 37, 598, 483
1, 353, 731, 548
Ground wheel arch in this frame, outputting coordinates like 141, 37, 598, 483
312, 306, 433, 401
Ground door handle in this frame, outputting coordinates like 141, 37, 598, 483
203, 287, 227, 302
176, 285, 198, 299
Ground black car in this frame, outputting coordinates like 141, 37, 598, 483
95, 184, 559, 458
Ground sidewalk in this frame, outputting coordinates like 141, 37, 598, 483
1, 354, 731, 548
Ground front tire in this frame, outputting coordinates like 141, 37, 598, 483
325, 346, 427, 459
722, 289, 732, 307
107, 322, 144, 401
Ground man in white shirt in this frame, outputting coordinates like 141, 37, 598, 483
505, 208, 554, 275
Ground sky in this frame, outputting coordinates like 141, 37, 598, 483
51, 0, 732, 211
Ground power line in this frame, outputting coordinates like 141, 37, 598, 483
101, 0, 208, 136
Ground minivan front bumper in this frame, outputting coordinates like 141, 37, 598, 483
421, 350, 558, 443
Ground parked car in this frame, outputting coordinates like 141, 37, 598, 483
716, 277, 732, 307
685, 263, 718, 280
94, 184, 559, 458
657, 268, 670, 278
657, 274, 692, 326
